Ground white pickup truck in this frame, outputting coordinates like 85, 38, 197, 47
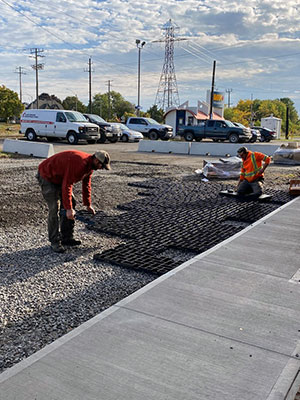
126, 117, 173, 140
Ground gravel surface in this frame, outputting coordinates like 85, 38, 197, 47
0, 155, 299, 374
0, 156, 196, 373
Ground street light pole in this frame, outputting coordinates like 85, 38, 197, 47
136, 39, 146, 116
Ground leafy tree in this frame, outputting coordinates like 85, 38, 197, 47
123, 111, 136, 122
0, 85, 24, 121
224, 97, 300, 133
92, 91, 135, 121
146, 105, 164, 122
224, 106, 250, 126
279, 98, 299, 123
62, 96, 87, 113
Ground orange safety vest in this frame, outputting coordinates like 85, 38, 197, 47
240, 151, 271, 182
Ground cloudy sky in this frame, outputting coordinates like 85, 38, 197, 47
1, 0, 300, 114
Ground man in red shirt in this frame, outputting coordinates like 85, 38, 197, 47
236, 146, 271, 200
37, 150, 111, 253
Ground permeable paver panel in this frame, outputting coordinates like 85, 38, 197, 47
77, 178, 293, 275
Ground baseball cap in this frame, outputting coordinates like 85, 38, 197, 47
237, 146, 248, 154
94, 151, 111, 170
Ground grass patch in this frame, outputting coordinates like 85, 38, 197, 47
0, 151, 32, 159
0, 123, 21, 137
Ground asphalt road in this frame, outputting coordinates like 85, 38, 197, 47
0, 136, 290, 169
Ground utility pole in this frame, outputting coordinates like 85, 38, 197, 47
85, 57, 93, 113
30, 48, 44, 109
15, 66, 26, 103
209, 60, 216, 119
286, 106, 289, 139
250, 93, 254, 126
225, 88, 232, 108
106, 80, 112, 120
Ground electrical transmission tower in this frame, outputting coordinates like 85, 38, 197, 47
154, 19, 184, 111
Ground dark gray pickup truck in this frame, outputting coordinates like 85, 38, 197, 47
178, 119, 252, 143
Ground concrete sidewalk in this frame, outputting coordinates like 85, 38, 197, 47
1, 198, 300, 400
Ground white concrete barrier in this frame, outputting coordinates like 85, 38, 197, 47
3, 139, 54, 158
138, 140, 190, 154
190, 142, 278, 157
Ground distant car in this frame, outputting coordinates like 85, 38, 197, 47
83, 114, 120, 143
232, 122, 253, 142
110, 123, 144, 142
126, 117, 173, 140
251, 126, 276, 142
250, 128, 261, 143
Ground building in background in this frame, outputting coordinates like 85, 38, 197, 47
26, 93, 63, 110
164, 99, 224, 134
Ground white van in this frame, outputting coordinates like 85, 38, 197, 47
20, 109, 100, 144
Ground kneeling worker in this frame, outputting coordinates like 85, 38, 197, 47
236, 146, 271, 200
37, 150, 111, 253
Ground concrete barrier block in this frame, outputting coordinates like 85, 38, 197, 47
190, 142, 278, 157
3, 139, 54, 158
138, 140, 190, 154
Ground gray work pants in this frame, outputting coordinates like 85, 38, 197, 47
237, 179, 264, 200
36, 173, 75, 244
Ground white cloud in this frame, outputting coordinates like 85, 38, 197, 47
0, 0, 300, 112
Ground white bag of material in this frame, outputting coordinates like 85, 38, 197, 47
202, 158, 241, 179
273, 146, 300, 165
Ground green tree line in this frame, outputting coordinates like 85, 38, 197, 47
0, 85, 165, 123
224, 98, 300, 133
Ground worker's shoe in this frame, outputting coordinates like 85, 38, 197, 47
61, 238, 82, 246
51, 242, 65, 253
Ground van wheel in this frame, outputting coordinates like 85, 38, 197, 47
26, 129, 37, 141
67, 132, 78, 145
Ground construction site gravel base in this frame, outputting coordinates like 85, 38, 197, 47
0, 156, 299, 374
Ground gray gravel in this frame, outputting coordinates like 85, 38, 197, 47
0, 156, 194, 373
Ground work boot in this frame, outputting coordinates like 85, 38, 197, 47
51, 242, 65, 253
61, 238, 82, 246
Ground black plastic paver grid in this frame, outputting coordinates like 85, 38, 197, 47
77, 178, 293, 275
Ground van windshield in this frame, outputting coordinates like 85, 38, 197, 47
65, 112, 87, 122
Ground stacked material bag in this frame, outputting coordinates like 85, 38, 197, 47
273, 142, 300, 165
201, 156, 242, 179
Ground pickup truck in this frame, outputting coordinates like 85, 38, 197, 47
126, 117, 173, 140
178, 120, 252, 143
83, 114, 120, 143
